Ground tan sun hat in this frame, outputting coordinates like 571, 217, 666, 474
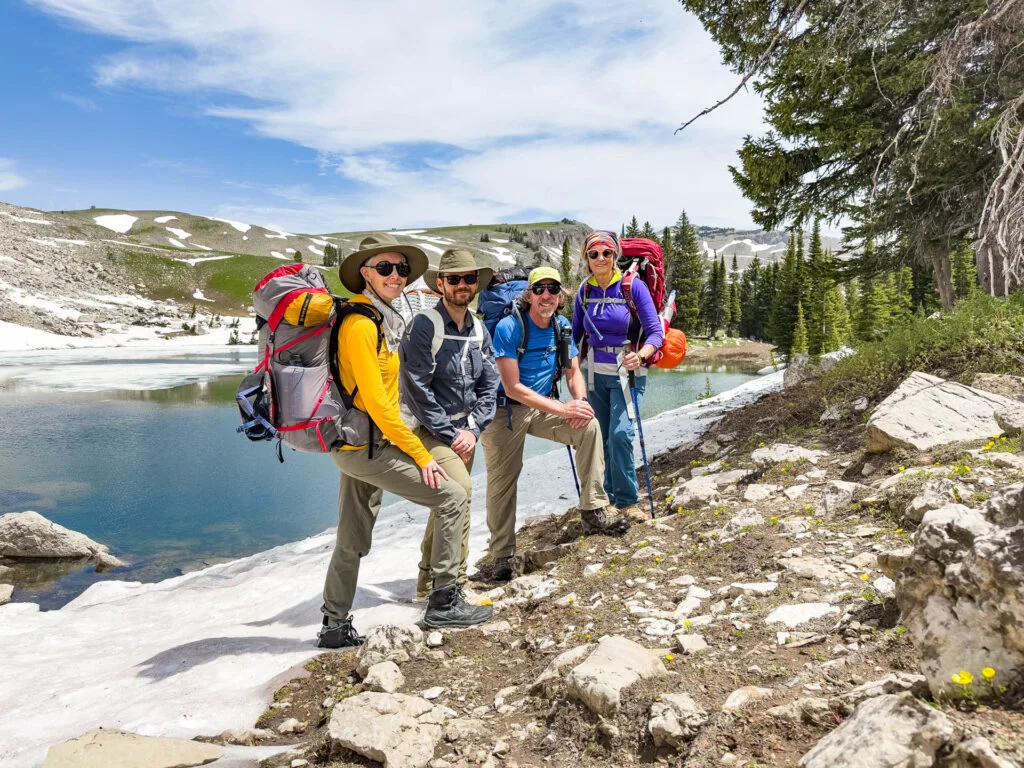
339, 233, 428, 293
423, 248, 494, 291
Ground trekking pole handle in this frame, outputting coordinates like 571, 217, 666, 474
622, 342, 636, 388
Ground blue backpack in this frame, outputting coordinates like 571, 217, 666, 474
478, 268, 529, 340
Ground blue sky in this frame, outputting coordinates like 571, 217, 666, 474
1, 0, 766, 234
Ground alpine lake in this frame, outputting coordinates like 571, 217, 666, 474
0, 347, 762, 608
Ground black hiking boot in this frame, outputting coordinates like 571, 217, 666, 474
580, 505, 631, 536
492, 556, 514, 582
317, 615, 365, 649
423, 584, 494, 628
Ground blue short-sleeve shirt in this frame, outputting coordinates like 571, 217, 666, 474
493, 312, 577, 397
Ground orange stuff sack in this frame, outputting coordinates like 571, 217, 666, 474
654, 328, 687, 369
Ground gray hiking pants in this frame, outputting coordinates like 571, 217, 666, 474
481, 403, 607, 561
416, 428, 474, 595
322, 441, 468, 621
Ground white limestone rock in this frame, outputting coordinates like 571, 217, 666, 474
364, 661, 405, 694
674, 475, 721, 507
779, 556, 846, 582
837, 673, 929, 707
728, 582, 778, 597
817, 481, 872, 516
507, 574, 560, 601
42, 729, 222, 768
866, 371, 1019, 453
750, 444, 827, 467
0, 583, 12, 605
675, 633, 708, 654
766, 697, 831, 725
721, 686, 772, 711
648, 693, 708, 749
798, 693, 956, 768
784, 484, 810, 500
565, 635, 667, 716
328, 692, 445, 768
897, 485, 1024, 699
530, 644, 595, 697
0, 511, 126, 570
876, 547, 913, 579
995, 404, 1024, 436
720, 508, 764, 538
743, 484, 782, 502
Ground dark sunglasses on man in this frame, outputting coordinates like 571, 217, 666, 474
586, 249, 615, 260
443, 273, 478, 286
365, 261, 411, 277
530, 282, 561, 295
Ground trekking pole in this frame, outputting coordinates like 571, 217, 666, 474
623, 342, 656, 519
567, 446, 581, 500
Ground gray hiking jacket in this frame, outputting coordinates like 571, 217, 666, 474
399, 303, 499, 446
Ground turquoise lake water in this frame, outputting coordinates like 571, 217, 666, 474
0, 362, 759, 608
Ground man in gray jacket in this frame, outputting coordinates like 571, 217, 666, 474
400, 248, 499, 600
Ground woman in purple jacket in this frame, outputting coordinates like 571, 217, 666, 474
572, 230, 664, 519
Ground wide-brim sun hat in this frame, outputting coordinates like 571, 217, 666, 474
339, 233, 428, 293
423, 248, 493, 290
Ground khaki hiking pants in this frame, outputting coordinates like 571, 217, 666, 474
416, 428, 474, 594
481, 403, 608, 561
322, 441, 469, 622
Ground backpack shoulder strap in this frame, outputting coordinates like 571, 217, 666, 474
512, 304, 529, 361
620, 265, 639, 317
423, 306, 446, 360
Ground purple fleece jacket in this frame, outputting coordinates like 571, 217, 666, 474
571, 271, 664, 371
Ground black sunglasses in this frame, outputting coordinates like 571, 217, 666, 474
365, 261, 411, 278
443, 273, 478, 286
530, 282, 561, 295
586, 249, 615, 260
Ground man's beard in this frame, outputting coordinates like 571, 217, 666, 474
444, 288, 473, 307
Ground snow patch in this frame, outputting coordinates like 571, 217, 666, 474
206, 216, 251, 233
153, 215, 177, 224
270, 251, 288, 260
0, 254, 20, 264
285, 248, 296, 254
0, 212, 53, 225
175, 255, 234, 267
167, 238, 187, 249
484, 246, 516, 265
491, 238, 509, 243
417, 243, 445, 256
389, 229, 426, 235
307, 245, 323, 257
191, 243, 213, 251
308, 237, 330, 247
192, 289, 214, 302
0, 280, 82, 320
93, 214, 138, 233
408, 234, 456, 246
165, 227, 192, 240
264, 232, 287, 240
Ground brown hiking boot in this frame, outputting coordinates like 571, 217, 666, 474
618, 503, 650, 522
580, 505, 631, 536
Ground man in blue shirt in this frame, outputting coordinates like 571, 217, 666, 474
481, 267, 630, 582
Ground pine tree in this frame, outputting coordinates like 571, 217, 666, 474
728, 281, 742, 336
857, 276, 891, 341
640, 221, 658, 240
770, 232, 804, 354
560, 237, 573, 286
791, 301, 808, 355
670, 211, 704, 335
756, 260, 779, 342
845, 278, 861, 335
804, 221, 826, 355
951, 235, 977, 299
626, 216, 640, 237
661, 226, 674, 287
293, 249, 303, 263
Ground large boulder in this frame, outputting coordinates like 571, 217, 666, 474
799, 693, 956, 768
750, 443, 827, 467
0, 511, 125, 570
42, 729, 222, 768
565, 635, 667, 716
897, 485, 1024, 699
529, 644, 594, 697
673, 475, 720, 508
996, 404, 1024, 437
327, 692, 445, 768
355, 624, 424, 677
866, 372, 1019, 453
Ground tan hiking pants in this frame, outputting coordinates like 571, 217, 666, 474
416, 428, 474, 594
322, 441, 468, 621
481, 403, 607, 560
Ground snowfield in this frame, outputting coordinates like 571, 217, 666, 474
153, 215, 177, 224
93, 214, 138, 233
206, 216, 251, 233
0, 367, 782, 767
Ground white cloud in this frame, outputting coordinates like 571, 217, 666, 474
56, 92, 99, 111
30, 0, 766, 230
0, 159, 28, 192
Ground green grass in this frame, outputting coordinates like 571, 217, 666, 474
821, 291, 1024, 401
108, 249, 349, 315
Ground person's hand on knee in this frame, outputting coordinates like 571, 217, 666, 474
421, 459, 450, 489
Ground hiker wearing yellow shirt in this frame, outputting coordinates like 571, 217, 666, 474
318, 234, 492, 648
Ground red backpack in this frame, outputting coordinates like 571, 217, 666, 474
619, 237, 666, 315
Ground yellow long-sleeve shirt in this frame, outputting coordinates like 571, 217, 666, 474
336, 295, 432, 467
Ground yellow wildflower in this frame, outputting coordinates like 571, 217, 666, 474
665, 653, 675, 662
567, 596, 574, 603
982, 667, 996, 679
480, 597, 493, 606
951, 670, 974, 686
898, 465, 905, 472
860, 573, 870, 581
895, 528, 903, 534
683, 619, 691, 627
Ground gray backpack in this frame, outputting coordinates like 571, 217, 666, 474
236, 263, 382, 459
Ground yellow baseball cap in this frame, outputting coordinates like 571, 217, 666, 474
528, 266, 561, 285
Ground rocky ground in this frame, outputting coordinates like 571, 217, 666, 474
196, 371, 1024, 768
